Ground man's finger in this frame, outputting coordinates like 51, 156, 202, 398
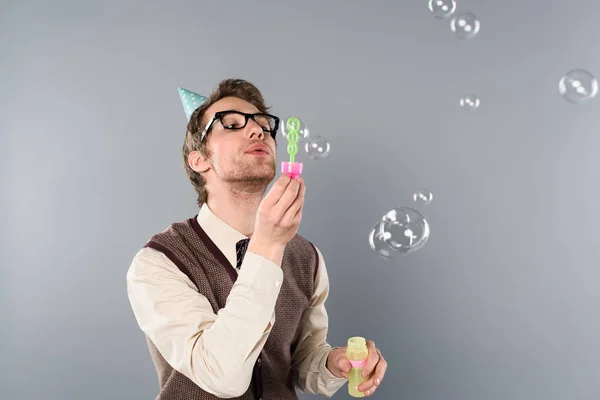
364, 385, 377, 396
374, 349, 387, 383
331, 347, 351, 378
272, 177, 300, 217
337, 355, 352, 374
262, 174, 291, 207
359, 349, 387, 393
358, 369, 380, 394
362, 342, 379, 378
282, 179, 305, 224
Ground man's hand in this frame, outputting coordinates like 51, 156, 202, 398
326, 340, 387, 396
248, 174, 306, 264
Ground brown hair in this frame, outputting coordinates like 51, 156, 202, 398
182, 78, 272, 207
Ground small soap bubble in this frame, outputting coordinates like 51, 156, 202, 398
450, 12, 480, 39
558, 69, 598, 104
460, 94, 480, 110
368, 222, 394, 260
413, 189, 433, 205
304, 135, 330, 160
380, 207, 430, 255
281, 116, 310, 141
428, 0, 456, 19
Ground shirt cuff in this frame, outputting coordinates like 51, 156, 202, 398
235, 251, 284, 303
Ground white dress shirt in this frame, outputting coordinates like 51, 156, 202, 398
126, 204, 347, 398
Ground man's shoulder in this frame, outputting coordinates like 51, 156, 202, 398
131, 216, 201, 283
146, 216, 197, 242
127, 246, 183, 285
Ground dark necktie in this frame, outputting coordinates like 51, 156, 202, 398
235, 238, 250, 269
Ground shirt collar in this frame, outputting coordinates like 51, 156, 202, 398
196, 203, 248, 267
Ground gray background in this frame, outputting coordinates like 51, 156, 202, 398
2, 0, 600, 399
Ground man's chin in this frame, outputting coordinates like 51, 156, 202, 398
233, 159, 275, 179
237, 169, 275, 183
253, 171, 276, 183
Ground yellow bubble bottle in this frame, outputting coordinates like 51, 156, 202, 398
346, 336, 369, 397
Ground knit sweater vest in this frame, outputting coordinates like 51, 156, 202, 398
143, 216, 319, 400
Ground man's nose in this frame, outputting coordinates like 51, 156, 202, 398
246, 118, 265, 139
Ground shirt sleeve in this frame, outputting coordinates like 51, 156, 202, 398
126, 247, 283, 398
290, 245, 348, 397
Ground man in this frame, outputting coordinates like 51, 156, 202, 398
126, 79, 387, 399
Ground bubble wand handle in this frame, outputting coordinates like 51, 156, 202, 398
285, 117, 300, 163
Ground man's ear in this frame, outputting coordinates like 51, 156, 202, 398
188, 150, 210, 173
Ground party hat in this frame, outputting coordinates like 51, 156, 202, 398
178, 87, 208, 121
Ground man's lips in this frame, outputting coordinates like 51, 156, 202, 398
245, 144, 270, 155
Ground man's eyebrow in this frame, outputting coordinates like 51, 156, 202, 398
218, 109, 261, 114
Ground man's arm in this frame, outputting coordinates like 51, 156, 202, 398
290, 245, 348, 397
126, 247, 283, 398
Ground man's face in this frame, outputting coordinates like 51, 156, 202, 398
200, 96, 277, 186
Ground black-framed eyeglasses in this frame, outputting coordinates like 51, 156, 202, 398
200, 110, 280, 142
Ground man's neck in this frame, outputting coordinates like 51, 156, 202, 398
205, 184, 265, 237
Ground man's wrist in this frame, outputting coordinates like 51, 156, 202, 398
247, 238, 285, 266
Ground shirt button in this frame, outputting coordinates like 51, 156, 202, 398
274, 280, 280, 287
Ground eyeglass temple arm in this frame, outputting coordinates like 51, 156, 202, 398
200, 117, 215, 142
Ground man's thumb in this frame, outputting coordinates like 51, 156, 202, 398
338, 358, 352, 373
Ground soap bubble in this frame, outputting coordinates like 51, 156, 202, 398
379, 207, 430, 255
460, 94, 480, 110
304, 135, 330, 159
558, 69, 598, 104
428, 0, 456, 19
368, 222, 394, 260
281, 116, 310, 141
450, 12, 480, 39
413, 189, 433, 205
